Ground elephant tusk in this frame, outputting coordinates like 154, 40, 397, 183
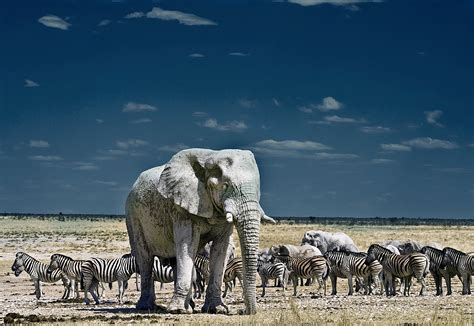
261, 214, 276, 224
226, 212, 234, 223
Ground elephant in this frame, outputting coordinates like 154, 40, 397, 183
380, 240, 442, 255
270, 244, 322, 258
125, 148, 275, 315
301, 230, 358, 254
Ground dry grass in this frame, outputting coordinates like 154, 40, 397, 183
0, 218, 473, 325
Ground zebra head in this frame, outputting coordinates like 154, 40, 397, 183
12, 252, 26, 276
47, 254, 60, 274
365, 244, 381, 265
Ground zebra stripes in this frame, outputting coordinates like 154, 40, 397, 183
47, 254, 86, 299
420, 246, 458, 295
442, 247, 474, 295
324, 250, 382, 295
152, 256, 174, 284
12, 252, 70, 300
257, 260, 287, 297
222, 258, 243, 298
274, 254, 329, 296
366, 244, 429, 296
81, 254, 137, 304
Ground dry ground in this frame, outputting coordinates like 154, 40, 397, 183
0, 217, 473, 325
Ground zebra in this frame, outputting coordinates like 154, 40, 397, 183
366, 244, 430, 296
222, 257, 243, 298
257, 259, 288, 297
273, 254, 329, 296
47, 254, 87, 299
441, 247, 474, 295
324, 250, 382, 295
193, 254, 241, 298
81, 253, 137, 304
420, 246, 459, 295
11, 252, 70, 300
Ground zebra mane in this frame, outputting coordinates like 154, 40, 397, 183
443, 247, 466, 256
420, 246, 443, 255
369, 244, 391, 254
53, 253, 73, 260
121, 253, 134, 259
16, 252, 36, 260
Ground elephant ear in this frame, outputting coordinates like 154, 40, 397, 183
157, 149, 214, 218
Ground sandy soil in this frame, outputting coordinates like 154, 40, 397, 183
0, 218, 473, 325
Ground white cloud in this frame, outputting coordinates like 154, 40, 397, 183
317, 96, 343, 111
94, 180, 118, 186
424, 110, 444, 127
29, 155, 63, 161
98, 19, 112, 27
287, 0, 383, 7
38, 15, 71, 30
96, 119, 104, 123
29, 140, 50, 148
122, 102, 157, 112
239, 98, 257, 109
200, 118, 247, 132
313, 152, 359, 160
158, 143, 190, 152
380, 144, 412, 152
116, 139, 149, 149
402, 137, 458, 150
125, 12, 145, 19
143, 7, 217, 26
272, 98, 281, 107
360, 126, 392, 134
308, 120, 332, 125
100, 149, 128, 156
24, 79, 40, 87
189, 53, 205, 58
130, 118, 152, 124
72, 162, 99, 171
229, 52, 249, 56
299, 106, 314, 114
324, 115, 365, 123
370, 158, 395, 164
192, 111, 208, 117
254, 139, 331, 151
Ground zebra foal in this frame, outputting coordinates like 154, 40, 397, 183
257, 259, 287, 297
81, 253, 137, 304
441, 247, 474, 295
366, 244, 429, 296
324, 250, 382, 295
274, 254, 329, 296
12, 252, 70, 299
47, 254, 86, 299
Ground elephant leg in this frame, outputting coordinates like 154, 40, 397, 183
202, 224, 233, 314
169, 218, 199, 314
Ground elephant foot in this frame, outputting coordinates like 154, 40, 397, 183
136, 295, 157, 311
168, 295, 192, 314
201, 298, 229, 314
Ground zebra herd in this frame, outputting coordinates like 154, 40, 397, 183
10, 232, 474, 307
11, 251, 244, 305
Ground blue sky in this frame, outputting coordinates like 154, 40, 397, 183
1, 0, 473, 218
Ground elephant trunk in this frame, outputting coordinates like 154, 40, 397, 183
235, 206, 260, 315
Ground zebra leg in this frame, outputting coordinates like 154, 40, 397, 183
461, 273, 469, 295
118, 280, 125, 304
35, 280, 41, 299
330, 273, 337, 295
261, 276, 267, 297
434, 272, 442, 296
316, 277, 324, 296
61, 276, 71, 300
89, 279, 100, 304
292, 273, 298, 296
347, 274, 353, 296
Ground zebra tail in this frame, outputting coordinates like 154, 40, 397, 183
323, 260, 331, 280
108, 282, 113, 290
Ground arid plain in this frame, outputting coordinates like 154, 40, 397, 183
0, 217, 472, 325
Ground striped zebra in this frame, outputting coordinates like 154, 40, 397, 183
47, 254, 86, 299
257, 259, 287, 297
152, 256, 174, 285
420, 246, 459, 295
274, 254, 329, 296
193, 254, 210, 299
324, 250, 382, 295
441, 247, 474, 295
11, 252, 70, 300
81, 254, 137, 304
222, 257, 243, 298
366, 244, 429, 296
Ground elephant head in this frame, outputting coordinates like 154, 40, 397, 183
302, 231, 328, 253
157, 149, 270, 314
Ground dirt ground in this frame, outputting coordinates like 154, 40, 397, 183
0, 218, 473, 325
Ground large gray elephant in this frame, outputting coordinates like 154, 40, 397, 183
301, 230, 358, 254
270, 244, 322, 258
126, 149, 274, 315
